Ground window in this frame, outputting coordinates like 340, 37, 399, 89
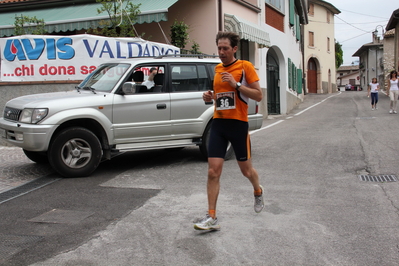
125, 65, 165, 93
309, 32, 314, 47
265, 0, 285, 13
170, 64, 211, 92
309, 4, 314, 16
327, 37, 330, 52
326, 11, 330, 23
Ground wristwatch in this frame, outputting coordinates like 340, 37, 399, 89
236, 82, 242, 90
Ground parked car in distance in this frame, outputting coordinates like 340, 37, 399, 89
0, 55, 263, 178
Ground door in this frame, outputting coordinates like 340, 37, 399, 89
307, 58, 317, 93
112, 65, 172, 143
169, 63, 215, 137
267, 51, 280, 114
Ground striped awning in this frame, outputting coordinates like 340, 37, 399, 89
224, 13, 271, 48
0, 0, 178, 37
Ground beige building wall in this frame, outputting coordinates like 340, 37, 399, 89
304, 0, 338, 93
134, 0, 219, 55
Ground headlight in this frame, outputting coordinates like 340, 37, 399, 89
19, 108, 48, 124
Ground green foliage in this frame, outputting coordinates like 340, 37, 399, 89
170, 20, 189, 49
190, 41, 201, 54
88, 0, 141, 37
14, 15, 46, 35
335, 41, 343, 69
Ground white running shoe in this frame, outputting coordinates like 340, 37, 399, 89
194, 214, 220, 230
254, 185, 265, 213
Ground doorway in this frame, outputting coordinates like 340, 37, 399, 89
307, 58, 317, 93
267, 50, 280, 114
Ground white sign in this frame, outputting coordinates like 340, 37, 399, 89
0, 34, 180, 82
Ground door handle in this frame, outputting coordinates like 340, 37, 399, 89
157, 103, 167, 109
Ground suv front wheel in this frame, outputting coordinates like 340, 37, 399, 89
48, 127, 102, 178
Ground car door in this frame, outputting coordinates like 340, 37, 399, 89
169, 63, 216, 138
112, 65, 172, 143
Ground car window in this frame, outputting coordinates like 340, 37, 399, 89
80, 63, 130, 92
124, 65, 165, 93
171, 64, 211, 92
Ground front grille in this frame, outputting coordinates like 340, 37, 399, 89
3, 107, 21, 122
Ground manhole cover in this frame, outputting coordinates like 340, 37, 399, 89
358, 175, 398, 182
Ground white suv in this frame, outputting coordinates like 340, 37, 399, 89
0, 56, 263, 177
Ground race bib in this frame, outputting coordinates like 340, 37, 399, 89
216, 92, 236, 110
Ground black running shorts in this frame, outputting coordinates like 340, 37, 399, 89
208, 119, 251, 161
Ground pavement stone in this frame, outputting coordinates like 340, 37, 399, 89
0, 147, 54, 194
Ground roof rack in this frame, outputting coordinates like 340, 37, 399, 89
154, 54, 219, 59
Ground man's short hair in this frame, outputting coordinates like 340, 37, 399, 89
216, 31, 240, 48
149, 67, 157, 73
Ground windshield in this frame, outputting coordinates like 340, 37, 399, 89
78, 63, 130, 92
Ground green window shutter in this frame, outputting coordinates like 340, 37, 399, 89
297, 69, 303, 94
289, 0, 295, 26
288, 58, 292, 88
296, 14, 300, 41
293, 64, 297, 91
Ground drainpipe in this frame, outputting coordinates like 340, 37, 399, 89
218, 0, 223, 31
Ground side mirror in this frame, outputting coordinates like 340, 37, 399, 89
122, 82, 135, 94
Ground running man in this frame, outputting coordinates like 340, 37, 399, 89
194, 31, 264, 231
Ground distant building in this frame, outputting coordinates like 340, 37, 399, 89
303, 0, 340, 94
386, 8, 399, 73
336, 65, 360, 91
353, 32, 384, 91
383, 29, 396, 89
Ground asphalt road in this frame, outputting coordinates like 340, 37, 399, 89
1, 91, 399, 266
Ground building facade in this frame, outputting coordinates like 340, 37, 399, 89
353, 32, 384, 91
386, 8, 399, 74
303, 0, 340, 94
336, 65, 360, 91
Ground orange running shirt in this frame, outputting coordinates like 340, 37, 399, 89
213, 60, 259, 122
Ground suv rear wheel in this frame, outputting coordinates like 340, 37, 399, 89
48, 127, 102, 178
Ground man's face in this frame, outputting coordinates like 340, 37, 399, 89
217, 38, 237, 65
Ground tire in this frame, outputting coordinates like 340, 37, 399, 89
48, 127, 102, 178
199, 121, 234, 161
23, 149, 49, 164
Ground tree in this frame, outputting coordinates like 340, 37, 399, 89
335, 41, 343, 69
88, 0, 141, 37
14, 15, 46, 35
190, 41, 201, 54
170, 20, 189, 49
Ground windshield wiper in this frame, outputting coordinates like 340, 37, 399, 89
82, 86, 97, 94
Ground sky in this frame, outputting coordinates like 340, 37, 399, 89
326, 0, 397, 66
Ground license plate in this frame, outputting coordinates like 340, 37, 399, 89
0, 128, 6, 138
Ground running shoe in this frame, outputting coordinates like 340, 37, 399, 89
394, 111, 397, 114
390, 110, 393, 114
254, 185, 265, 213
194, 214, 220, 230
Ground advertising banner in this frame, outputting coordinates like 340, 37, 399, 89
0, 34, 180, 82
